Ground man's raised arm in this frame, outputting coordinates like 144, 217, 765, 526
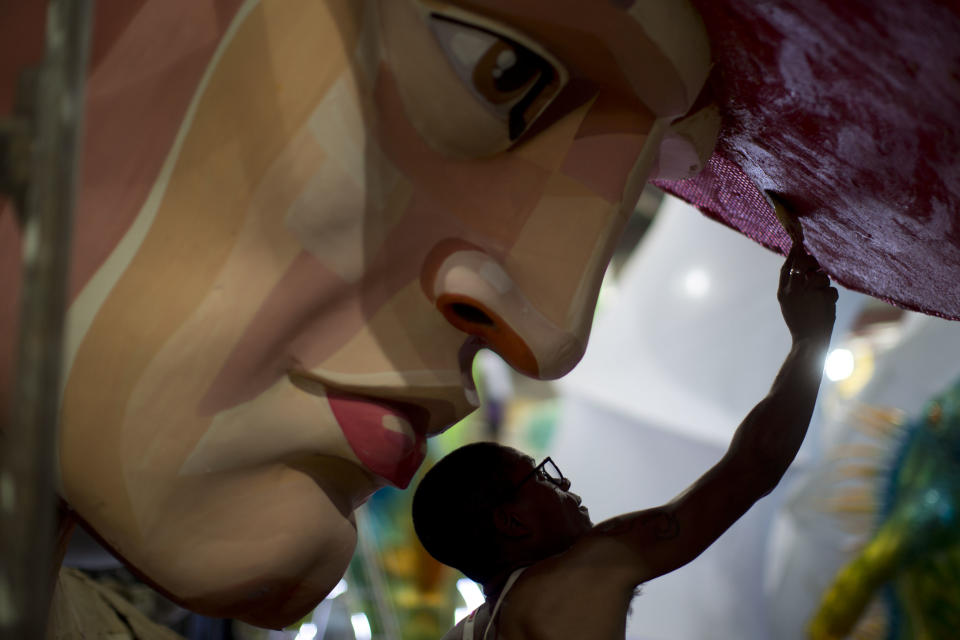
591, 242, 838, 585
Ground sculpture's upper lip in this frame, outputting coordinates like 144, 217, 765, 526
288, 337, 485, 435
286, 371, 433, 487
287, 342, 482, 437
288, 370, 434, 433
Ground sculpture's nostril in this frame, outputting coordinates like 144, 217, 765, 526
449, 302, 494, 327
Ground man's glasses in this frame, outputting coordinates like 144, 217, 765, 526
513, 457, 565, 493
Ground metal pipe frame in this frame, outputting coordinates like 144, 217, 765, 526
0, 1, 93, 637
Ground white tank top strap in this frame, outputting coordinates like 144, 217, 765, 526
481, 567, 527, 640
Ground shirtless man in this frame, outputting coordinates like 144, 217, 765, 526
413, 243, 838, 639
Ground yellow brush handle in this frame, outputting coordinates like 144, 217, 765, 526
766, 192, 805, 248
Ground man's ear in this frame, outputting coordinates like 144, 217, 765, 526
493, 504, 530, 539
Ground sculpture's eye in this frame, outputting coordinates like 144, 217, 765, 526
428, 15, 565, 141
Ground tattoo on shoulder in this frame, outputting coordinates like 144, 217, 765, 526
651, 512, 680, 540
597, 511, 680, 541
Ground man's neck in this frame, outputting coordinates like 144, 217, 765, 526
481, 563, 525, 604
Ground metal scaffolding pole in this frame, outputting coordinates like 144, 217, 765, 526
0, 1, 93, 638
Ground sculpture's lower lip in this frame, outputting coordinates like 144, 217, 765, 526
326, 391, 427, 489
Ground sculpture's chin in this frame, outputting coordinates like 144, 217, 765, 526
179, 564, 352, 630
141, 508, 359, 629
77, 466, 366, 630
157, 506, 359, 629
116, 513, 359, 630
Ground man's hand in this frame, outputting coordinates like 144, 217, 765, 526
778, 243, 838, 344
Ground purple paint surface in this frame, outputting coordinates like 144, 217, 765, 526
657, 0, 960, 319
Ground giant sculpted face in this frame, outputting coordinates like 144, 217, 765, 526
0, 0, 710, 628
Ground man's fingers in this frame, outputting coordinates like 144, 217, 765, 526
781, 242, 806, 284
783, 242, 821, 276
779, 259, 792, 293
808, 271, 830, 289
793, 252, 820, 273
787, 240, 806, 264
780, 244, 836, 316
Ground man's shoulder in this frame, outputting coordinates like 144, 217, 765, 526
442, 606, 488, 640
497, 548, 637, 640
544, 527, 639, 569
510, 528, 646, 597
441, 619, 465, 640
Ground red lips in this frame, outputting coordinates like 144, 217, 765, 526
326, 391, 427, 488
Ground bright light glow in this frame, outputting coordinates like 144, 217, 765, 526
596, 267, 620, 311
456, 578, 485, 610
824, 348, 855, 381
683, 268, 710, 298
295, 623, 317, 640
454, 607, 471, 625
351, 613, 372, 640
328, 579, 348, 600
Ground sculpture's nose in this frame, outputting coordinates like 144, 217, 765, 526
428, 248, 586, 380
436, 293, 541, 377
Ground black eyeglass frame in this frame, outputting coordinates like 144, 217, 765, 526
510, 457, 565, 495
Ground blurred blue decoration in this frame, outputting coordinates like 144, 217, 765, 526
809, 376, 960, 639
